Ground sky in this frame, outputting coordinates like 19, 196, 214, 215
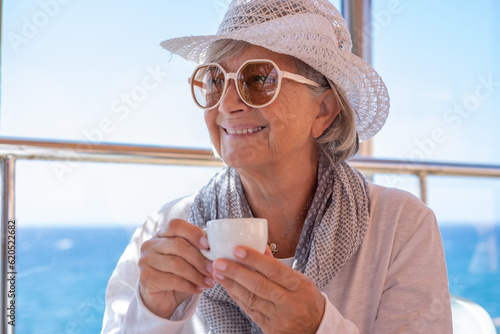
1, 0, 499, 226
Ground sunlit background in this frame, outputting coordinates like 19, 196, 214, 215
1, 0, 499, 332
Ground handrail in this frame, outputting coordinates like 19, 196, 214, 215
1, 137, 500, 202
2, 137, 500, 177
348, 156, 500, 178
0, 137, 221, 167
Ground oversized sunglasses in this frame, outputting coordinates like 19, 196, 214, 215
189, 59, 320, 109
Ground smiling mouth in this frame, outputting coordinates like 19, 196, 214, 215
225, 126, 265, 135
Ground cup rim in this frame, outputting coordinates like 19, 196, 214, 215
207, 218, 267, 226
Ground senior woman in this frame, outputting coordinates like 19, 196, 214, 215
101, 0, 452, 333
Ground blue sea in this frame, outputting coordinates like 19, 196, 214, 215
15, 225, 500, 333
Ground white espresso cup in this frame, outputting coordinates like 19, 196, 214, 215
200, 218, 268, 261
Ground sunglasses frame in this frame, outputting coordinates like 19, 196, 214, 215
188, 58, 320, 110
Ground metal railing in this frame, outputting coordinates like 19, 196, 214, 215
1, 137, 500, 334
2, 137, 500, 223
2, 137, 500, 200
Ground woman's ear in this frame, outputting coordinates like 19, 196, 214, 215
311, 89, 341, 138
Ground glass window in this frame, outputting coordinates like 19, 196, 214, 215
0, 0, 338, 146
372, 0, 500, 165
7, 0, 499, 332
2, 1, 219, 147
2, 1, 343, 332
1, 1, 230, 331
372, 0, 500, 329
15, 161, 221, 332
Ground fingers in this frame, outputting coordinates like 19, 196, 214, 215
211, 254, 297, 332
226, 285, 274, 327
140, 248, 214, 291
212, 248, 325, 333
158, 218, 209, 250
138, 218, 215, 319
150, 219, 211, 276
139, 219, 215, 294
219, 274, 278, 316
233, 246, 301, 291
140, 266, 206, 296
146, 234, 212, 277
212, 257, 287, 305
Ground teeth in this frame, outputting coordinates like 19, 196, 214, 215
227, 127, 263, 135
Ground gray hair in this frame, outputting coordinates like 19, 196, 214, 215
204, 39, 359, 164
293, 58, 359, 164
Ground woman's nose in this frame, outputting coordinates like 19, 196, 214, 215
218, 79, 247, 114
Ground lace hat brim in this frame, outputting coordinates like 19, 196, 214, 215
160, 1, 389, 141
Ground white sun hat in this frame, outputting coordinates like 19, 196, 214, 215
160, 0, 390, 141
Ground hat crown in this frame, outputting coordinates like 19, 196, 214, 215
218, 0, 353, 52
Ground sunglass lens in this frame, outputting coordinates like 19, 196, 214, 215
238, 62, 279, 106
192, 65, 225, 108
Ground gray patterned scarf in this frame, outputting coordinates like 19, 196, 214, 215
188, 161, 370, 333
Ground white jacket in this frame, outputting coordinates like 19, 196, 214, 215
101, 183, 453, 333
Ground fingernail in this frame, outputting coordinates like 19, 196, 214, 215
199, 236, 209, 249
214, 271, 225, 281
213, 260, 227, 271
234, 247, 247, 259
205, 276, 215, 286
197, 286, 205, 292
206, 262, 213, 274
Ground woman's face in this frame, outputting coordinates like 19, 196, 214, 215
204, 45, 327, 172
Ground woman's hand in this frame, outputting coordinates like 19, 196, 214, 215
211, 246, 326, 334
138, 219, 215, 318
